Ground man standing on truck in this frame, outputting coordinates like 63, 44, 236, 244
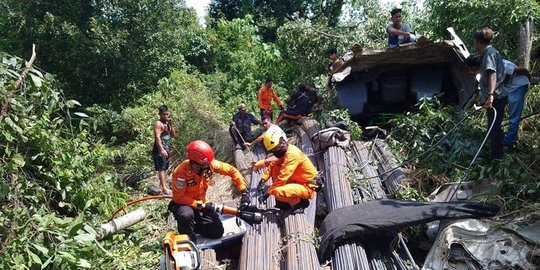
153, 105, 176, 195
169, 140, 250, 241
386, 8, 415, 48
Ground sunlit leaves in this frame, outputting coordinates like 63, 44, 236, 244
1, 53, 126, 269
421, 0, 540, 59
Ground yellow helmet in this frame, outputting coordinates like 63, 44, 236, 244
263, 125, 287, 151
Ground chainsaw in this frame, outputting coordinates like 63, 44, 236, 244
159, 203, 263, 270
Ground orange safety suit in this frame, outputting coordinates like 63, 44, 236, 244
172, 159, 247, 208
258, 86, 283, 111
261, 144, 318, 205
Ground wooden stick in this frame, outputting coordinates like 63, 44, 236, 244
1, 44, 37, 122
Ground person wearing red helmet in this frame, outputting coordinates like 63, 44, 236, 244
168, 140, 250, 240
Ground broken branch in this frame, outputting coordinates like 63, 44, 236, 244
1, 44, 37, 122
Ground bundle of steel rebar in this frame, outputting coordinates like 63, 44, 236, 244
239, 146, 282, 270
294, 126, 319, 222
349, 141, 386, 201
323, 146, 370, 269
282, 213, 319, 270
349, 141, 417, 270
372, 139, 407, 195
275, 126, 322, 270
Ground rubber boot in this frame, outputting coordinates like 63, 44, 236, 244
291, 199, 309, 214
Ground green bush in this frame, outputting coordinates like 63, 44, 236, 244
0, 52, 127, 269
388, 96, 540, 210
118, 70, 229, 172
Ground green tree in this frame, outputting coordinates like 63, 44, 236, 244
0, 0, 200, 106
0, 51, 126, 269
209, 0, 344, 41
204, 16, 288, 115
421, 0, 539, 64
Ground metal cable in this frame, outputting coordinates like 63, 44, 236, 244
356, 107, 484, 182
447, 107, 498, 201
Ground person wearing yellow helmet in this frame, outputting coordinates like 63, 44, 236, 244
254, 126, 319, 213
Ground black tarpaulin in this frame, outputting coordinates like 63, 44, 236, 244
319, 199, 500, 261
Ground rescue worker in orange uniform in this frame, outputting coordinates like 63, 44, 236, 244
254, 127, 319, 213
168, 140, 250, 240
258, 78, 284, 120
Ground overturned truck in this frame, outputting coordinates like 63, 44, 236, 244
332, 38, 476, 125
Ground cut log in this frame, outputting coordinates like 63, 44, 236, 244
98, 208, 146, 240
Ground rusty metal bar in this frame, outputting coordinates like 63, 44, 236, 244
372, 139, 407, 195
278, 125, 322, 270
239, 145, 282, 270
349, 141, 386, 200
323, 146, 370, 269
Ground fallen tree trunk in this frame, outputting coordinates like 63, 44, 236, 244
98, 208, 147, 240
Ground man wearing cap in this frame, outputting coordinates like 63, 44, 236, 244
229, 103, 262, 150
386, 8, 414, 48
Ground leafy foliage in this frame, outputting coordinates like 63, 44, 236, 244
387, 94, 540, 210
203, 16, 289, 117
0, 0, 195, 106
1, 1, 540, 269
421, 0, 540, 60
0, 53, 127, 269
209, 0, 345, 41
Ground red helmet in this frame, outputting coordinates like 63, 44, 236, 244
186, 140, 214, 166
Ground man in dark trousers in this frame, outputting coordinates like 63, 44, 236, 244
275, 84, 321, 127
469, 27, 507, 160
169, 140, 249, 240
153, 105, 175, 194
229, 103, 262, 150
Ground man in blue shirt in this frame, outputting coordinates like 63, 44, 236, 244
229, 103, 262, 150
502, 60, 530, 150
386, 8, 414, 48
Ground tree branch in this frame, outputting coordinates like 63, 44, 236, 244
308, 26, 348, 39
1, 44, 37, 122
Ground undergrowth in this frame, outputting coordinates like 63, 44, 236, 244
388, 87, 540, 212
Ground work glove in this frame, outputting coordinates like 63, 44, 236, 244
252, 160, 267, 173
279, 105, 284, 111
258, 193, 270, 204
240, 190, 251, 208
256, 180, 267, 195
201, 202, 215, 213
